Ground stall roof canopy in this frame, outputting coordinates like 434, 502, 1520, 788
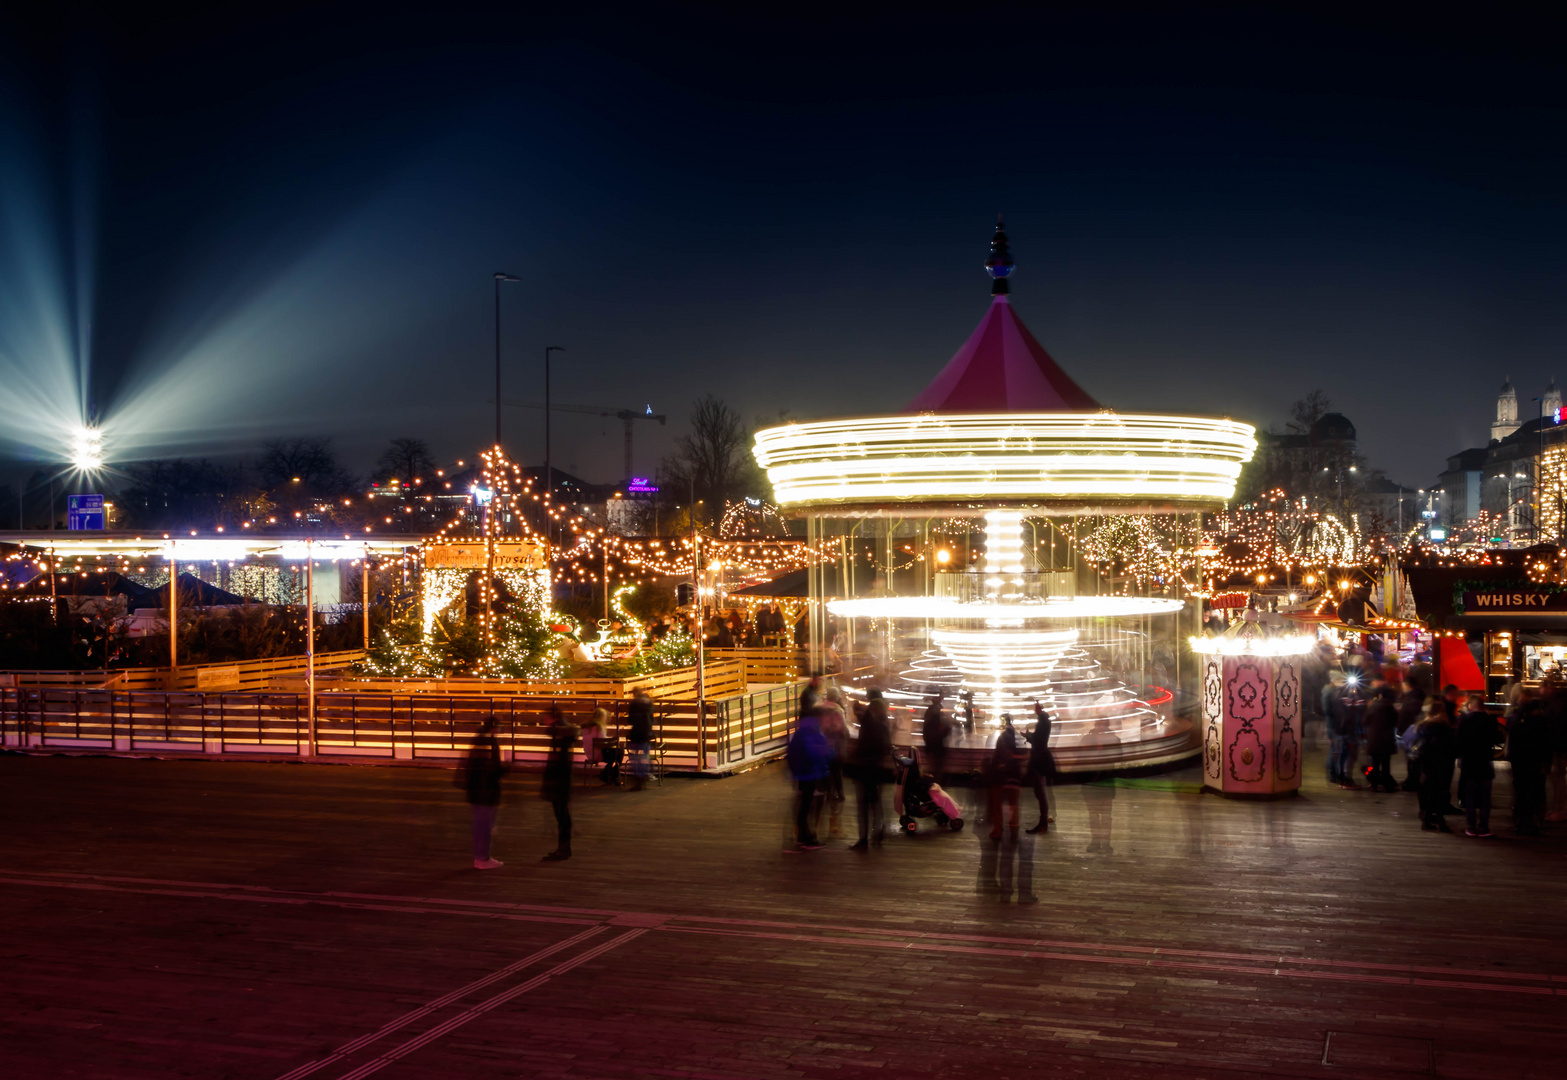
906, 296, 1100, 413
730, 566, 857, 598
142, 573, 248, 608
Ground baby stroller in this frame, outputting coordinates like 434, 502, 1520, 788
894, 750, 964, 832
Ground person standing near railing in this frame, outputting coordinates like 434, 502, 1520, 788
460, 716, 508, 870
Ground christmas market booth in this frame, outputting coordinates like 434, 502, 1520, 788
1407, 551, 1567, 700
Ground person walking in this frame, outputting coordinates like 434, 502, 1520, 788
1455, 693, 1500, 838
626, 689, 655, 790
541, 706, 578, 861
1025, 700, 1057, 832
462, 716, 508, 870
1508, 691, 1551, 837
1414, 699, 1456, 833
849, 688, 892, 850
785, 709, 832, 850
800, 674, 823, 717
1364, 682, 1399, 793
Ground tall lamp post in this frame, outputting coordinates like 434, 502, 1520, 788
492, 274, 523, 451
543, 345, 565, 545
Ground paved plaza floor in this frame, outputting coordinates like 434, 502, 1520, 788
2, 746, 1565, 1079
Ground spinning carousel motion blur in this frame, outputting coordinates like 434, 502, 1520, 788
752, 221, 1258, 772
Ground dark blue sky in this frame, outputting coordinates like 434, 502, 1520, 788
3, 4, 1566, 487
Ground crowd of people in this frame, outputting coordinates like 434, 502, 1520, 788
1313, 647, 1567, 838
784, 681, 1056, 859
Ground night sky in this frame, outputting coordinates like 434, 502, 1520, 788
3, 5, 1567, 488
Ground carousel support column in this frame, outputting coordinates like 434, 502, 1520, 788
167, 549, 177, 689
305, 539, 316, 757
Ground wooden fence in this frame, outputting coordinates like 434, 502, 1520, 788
0, 678, 810, 773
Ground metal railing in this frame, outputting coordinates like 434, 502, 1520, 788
0, 679, 813, 773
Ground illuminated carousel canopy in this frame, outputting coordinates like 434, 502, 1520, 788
752, 219, 1255, 514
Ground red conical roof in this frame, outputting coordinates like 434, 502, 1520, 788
907, 295, 1099, 412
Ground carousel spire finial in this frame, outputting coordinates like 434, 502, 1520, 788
985, 213, 1014, 296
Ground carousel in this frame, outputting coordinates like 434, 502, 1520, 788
752, 220, 1258, 771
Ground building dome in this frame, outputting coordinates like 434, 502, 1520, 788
1309, 412, 1356, 444
1494, 375, 1521, 441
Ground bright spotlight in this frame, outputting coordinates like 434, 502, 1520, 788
70, 426, 105, 471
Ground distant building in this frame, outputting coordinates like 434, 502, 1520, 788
1435, 378, 1567, 542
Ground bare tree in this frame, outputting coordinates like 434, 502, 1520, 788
374, 437, 437, 486
659, 395, 763, 526
1286, 390, 1333, 435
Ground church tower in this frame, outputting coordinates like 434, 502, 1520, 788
1493, 377, 1520, 442
1545, 378, 1562, 419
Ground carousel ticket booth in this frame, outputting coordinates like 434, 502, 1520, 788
1191, 611, 1316, 796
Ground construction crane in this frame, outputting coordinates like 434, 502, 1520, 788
505, 400, 667, 483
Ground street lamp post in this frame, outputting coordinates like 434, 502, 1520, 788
493, 273, 521, 451
543, 345, 565, 545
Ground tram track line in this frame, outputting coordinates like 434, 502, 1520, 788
2, 869, 1562, 997
325, 929, 647, 1080
274, 925, 608, 1080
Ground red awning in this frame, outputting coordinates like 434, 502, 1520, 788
1438, 638, 1486, 692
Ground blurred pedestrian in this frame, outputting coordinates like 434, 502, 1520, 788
1508, 690, 1551, 837
921, 690, 949, 781
1025, 700, 1057, 832
849, 688, 892, 850
1544, 682, 1567, 822
1396, 676, 1425, 791
1455, 693, 1500, 838
627, 689, 655, 790
819, 687, 849, 836
1323, 670, 1347, 785
1364, 681, 1399, 793
541, 706, 578, 860
800, 674, 822, 716
1414, 698, 1456, 833
988, 715, 1024, 841
461, 716, 508, 870
1335, 671, 1368, 789
785, 708, 832, 850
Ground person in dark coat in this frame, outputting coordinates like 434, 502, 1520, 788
1455, 693, 1500, 837
921, 691, 949, 782
1414, 700, 1457, 832
1025, 701, 1057, 832
541, 706, 579, 860
462, 716, 509, 870
1363, 684, 1399, 793
1508, 692, 1551, 837
1395, 679, 1426, 791
786, 709, 833, 849
626, 690, 655, 790
849, 689, 892, 850
988, 716, 1025, 841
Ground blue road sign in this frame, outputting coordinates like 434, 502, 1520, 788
68, 493, 105, 530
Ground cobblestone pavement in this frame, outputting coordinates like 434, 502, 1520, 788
2, 748, 1565, 1079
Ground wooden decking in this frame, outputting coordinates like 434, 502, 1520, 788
1, 743, 1564, 1078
